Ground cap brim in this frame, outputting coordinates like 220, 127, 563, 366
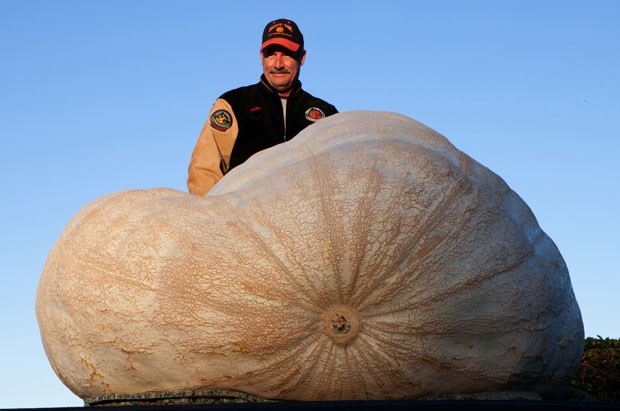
261, 38, 300, 52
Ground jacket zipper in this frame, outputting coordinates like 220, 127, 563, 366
281, 97, 288, 141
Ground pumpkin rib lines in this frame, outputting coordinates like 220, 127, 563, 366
361, 160, 512, 319
352, 335, 398, 395
353, 157, 429, 307
351, 224, 405, 309
397, 193, 490, 310
364, 218, 464, 317
364, 328, 477, 384
71, 258, 160, 296
401, 159, 473, 273
308, 157, 346, 304
262, 170, 340, 313
252, 332, 327, 397
346, 180, 376, 304
315, 339, 339, 398
356, 166, 471, 312
289, 336, 334, 395
341, 345, 361, 397
350, 340, 385, 398
363, 327, 414, 360
351, 182, 418, 309
412, 241, 533, 312
233, 206, 325, 313
345, 158, 396, 304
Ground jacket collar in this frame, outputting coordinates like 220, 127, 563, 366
259, 74, 302, 98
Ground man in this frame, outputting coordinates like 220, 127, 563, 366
187, 18, 338, 195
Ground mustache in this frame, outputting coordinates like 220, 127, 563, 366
269, 69, 292, 74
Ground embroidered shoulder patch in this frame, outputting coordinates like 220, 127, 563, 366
210, 109, 233, 131
305, 107, 326, 122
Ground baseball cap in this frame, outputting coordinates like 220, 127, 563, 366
261, 18, 304, 53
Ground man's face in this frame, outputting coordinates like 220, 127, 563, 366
261, 45, 305, 96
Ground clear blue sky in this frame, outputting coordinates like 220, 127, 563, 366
1, 1, 618, 408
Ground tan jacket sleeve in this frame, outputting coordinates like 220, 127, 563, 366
187, 99, 239, 195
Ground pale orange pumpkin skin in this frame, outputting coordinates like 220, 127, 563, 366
36, 111, 584, 401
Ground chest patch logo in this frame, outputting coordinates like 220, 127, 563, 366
210, 109, 233, 131
305, 107, 326, 122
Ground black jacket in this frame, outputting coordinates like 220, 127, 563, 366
223, 75, 338, 169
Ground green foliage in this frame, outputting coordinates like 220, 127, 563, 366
571, 336, 620, 401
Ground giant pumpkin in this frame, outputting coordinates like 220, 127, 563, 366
36, 111, 584, 403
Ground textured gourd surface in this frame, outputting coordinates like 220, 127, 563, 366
36, 111, 584, 401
